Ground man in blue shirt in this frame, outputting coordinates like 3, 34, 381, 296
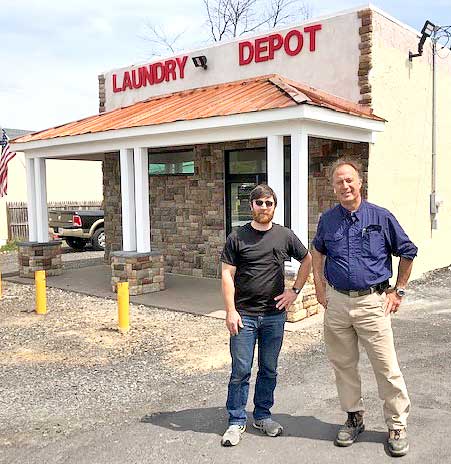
312, 159, 417, 457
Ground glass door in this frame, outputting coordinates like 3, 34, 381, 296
225, 148, 267, 235
229, 182, 255, 229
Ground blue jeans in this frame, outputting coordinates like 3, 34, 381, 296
226, 311, 286, 425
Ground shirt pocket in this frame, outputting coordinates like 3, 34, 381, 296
361, 225, 385, 258
324, 232, 345, 259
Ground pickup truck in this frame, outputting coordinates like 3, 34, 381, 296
48, 209, 105, 251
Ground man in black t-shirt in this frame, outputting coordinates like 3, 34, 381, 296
220, 184, 312, 447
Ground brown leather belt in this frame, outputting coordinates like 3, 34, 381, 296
331, 280, 389, 298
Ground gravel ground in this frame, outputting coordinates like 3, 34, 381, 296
0, 280, 322, 452
4, 260, 448, 460
0, 250, 18, 274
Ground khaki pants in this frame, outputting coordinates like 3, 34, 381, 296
324, 285, 410, 429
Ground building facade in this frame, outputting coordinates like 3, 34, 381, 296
12, 5, 451, 288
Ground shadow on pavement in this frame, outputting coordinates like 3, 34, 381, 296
141, 407, 387, 444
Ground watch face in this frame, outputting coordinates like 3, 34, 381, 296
293, 287, 301, 294
396, 288, 406, 297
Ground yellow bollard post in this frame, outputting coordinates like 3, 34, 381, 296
35, 270, 47, 315
117, 281, 130, 333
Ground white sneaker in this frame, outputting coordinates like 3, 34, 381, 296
253, 418, 283, 437
221, 424, 246, 446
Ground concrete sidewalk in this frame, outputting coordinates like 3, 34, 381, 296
6, 264, 322, 331
7, 264, 222, 313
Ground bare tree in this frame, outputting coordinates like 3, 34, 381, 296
142, 0, 313, 56
140, 22, 188, 57
204, 0, 313, 41
204, 0, 233, 42
264, 0, 313, 29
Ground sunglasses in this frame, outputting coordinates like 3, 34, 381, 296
254, 199, 274, 207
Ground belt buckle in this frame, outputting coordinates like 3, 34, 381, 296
349, 290, 360, 298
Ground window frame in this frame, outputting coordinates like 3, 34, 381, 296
148, 148, 195, 176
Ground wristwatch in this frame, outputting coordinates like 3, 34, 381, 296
395, 287, 406, 297
292, 287, 301, 295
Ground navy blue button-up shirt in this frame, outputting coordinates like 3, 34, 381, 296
312, 201, 418, 291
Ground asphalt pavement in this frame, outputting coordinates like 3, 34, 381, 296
2, 266, 451, 463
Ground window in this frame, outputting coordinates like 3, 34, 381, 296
227, 149, 266, 175
148, 149, 195, 175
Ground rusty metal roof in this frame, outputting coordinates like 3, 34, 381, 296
13, 74, 384, 144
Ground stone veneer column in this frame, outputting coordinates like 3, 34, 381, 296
284, 271, 321, 323
103, 153, 122, 262
149, 143, 225, 278
358, 9, 373, 106
98, 74, 106, 113
111, 251, 165, 295
99, 74, 106, 262
18, 241, 62, 278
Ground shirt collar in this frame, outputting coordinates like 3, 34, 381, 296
339, 200, 366, 222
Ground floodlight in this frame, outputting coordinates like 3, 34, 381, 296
192, 55, 208, 70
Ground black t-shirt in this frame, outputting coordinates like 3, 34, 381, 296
221, 223, 308, 315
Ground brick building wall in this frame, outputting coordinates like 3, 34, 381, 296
103, 138, 369, 277
308, 138, 369, 240
149, 144, 225, 278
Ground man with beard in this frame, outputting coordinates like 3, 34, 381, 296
311, 159, 417, 457
220, 184, 312, 447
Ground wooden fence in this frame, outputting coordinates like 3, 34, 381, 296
6, 201, 102, 241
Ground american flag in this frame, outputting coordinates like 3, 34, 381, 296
0, 128, 16, 197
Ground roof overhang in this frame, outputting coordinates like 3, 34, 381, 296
12, 105, 384, 160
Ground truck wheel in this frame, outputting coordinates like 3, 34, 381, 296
91, 227, 105, 251
66, 237, 86, 251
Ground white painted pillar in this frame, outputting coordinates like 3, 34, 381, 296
267, 135, 285, 226
25, 157, 38, 242
34, 157, 49, 243
291, 128, 309, 249
133, 147, 151, 253
120, 148, 137, 251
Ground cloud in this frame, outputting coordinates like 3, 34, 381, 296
2, 0, 450, 131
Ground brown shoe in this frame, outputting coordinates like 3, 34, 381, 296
334, 411, 365, 447
387, 428, 409, 457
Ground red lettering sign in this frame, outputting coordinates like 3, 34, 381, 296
255, 37, 269, 62
239, 41, 254, 65
141, 66, 153, 86
165, 59, 176, 81
304, 24, 322, 51
122, 72, 132, 90
112, 55, 189, 93
131, 69, 142, 89
176, 56, 188, 79
268, 34, 283, 59
153, 62, 165, 84
284, 29, 303, 56
113, 74, 121, 93
238, 24, 322, 65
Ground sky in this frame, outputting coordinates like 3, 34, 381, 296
1, 0, 451, 132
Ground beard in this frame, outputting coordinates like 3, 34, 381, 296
252, 209, 274, 224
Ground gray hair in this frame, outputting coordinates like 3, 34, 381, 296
330, 158, 363, 183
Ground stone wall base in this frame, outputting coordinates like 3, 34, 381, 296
285, 271, 322, 323
111, 251, 165, 295
18, 241, 63, 278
